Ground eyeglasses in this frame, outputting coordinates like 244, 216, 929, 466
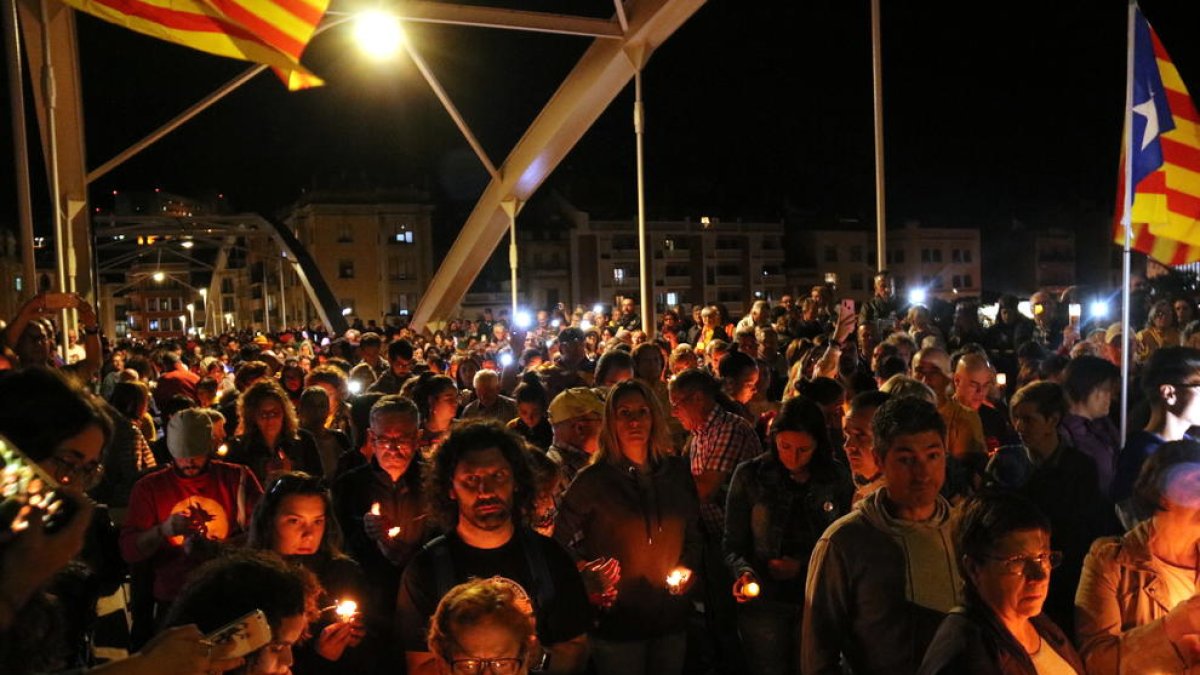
46, 454, 104, 489
983, 551, 1063, 576
371, 434, 416, 455
449, 655, 524, 675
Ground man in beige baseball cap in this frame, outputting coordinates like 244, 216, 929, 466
546, 387, 605, 484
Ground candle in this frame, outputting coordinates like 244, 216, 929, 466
387, 526, 401, 538
370, 502, 381, 517
995, 373, 1007, 387
665, 567, 690, 592
216, 443, 229, 457
744, 581, 761, 598
335, 599, 357, 622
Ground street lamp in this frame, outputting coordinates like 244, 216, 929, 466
152, 271, 165, 282
354, 10, 404, 60
186, 302, 195, 334
179, 314, 188, 336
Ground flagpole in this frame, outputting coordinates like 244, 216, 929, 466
1119, 0, 1136, 442
871, 0, 887, 272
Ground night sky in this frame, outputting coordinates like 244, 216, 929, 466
2, 0, 1199, 263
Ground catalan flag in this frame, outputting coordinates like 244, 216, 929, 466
60, 0, 330, 90
1114, 6, 1200, 264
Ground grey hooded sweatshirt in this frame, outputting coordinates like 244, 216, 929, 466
802, 488, 962, 675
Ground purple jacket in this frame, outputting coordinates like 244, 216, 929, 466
1059, 413, 1119, 498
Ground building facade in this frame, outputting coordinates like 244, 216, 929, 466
283, 189, 435, 328
569, 217, 787, 317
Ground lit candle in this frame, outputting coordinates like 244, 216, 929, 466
995, 373, 1007, 387
370, 502, 381, 517
744, 581, 761, 598
216, 443, 229, 457
387, 526, 401, 538
335, 599, 358, 622
665, 567, 690, 592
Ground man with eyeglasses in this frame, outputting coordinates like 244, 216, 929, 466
332, 395, 433, 623
1112, 346, 1200, 503
120, 407, 263, 618
803, 397, 961, 675
397, 421, 591, 675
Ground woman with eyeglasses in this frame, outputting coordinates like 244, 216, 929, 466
1076, 440, 1200, 674
918, 491, 1083, 674
553, 379, 701, 675
248, 472, 375, 673
428, 577, 536, 675
227, 379, 323, 485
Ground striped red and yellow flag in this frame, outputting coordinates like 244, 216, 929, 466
60, 0, 330, 90
1114, 7, 1200, 264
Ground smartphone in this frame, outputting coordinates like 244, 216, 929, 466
42, 292, 77, 311
840, 299, 856, 317
0, 434, 77, 534
1069, 303, 1082, 319
205, 609, 272, 660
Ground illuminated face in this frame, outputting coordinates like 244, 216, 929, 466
444, 617, 527, 675
729, 366, 759, 405
954, 368, 993, 410
613, 391, 653, 453
273, 494, 326, 556
255, 398, 286, 440
431, 387, 460, 422
1175, 301, 1194, 326
42, 423, 106, 490
967, 529, 1053, 624
452, 447, 515, 531
913, 358, 950, 397
775, 430, 816, 475
880, 431, 946, 512
669, 388, 708, 432
371, 412, 419, 479
622, 298, 636, 316
1011, 402, 1059, 454
874, 275, 894, 299
517, 402, 543, 429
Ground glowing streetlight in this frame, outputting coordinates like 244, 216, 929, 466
355, 11, 405, 60
342, 307, 353, 317
186, 303, 196, 333
152, 271, 165, 282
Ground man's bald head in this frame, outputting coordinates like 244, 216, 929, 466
954, 352, 995, 410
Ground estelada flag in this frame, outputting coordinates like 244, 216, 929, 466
60, 0, 330, 90
1114, 6, 1200, 264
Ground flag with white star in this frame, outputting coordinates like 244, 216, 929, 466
1114, 5, 1200, 263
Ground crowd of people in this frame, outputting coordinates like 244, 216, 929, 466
3, 268, 1200, 674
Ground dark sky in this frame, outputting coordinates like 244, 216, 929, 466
2, 0, 1199, 243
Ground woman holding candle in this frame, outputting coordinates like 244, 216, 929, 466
226, 379, 323, 485
722, 396, 852, 675
554, 379, 702, 675
247, 471, 375, 674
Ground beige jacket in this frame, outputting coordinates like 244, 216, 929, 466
1075, 520, 1194, 674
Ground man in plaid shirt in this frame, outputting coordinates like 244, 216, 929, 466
669, 368, 763, 537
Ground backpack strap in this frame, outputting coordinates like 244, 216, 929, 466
519, 528, 555, 613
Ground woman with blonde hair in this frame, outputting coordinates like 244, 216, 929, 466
227, 378, 323, 484
554, 379, 701, 675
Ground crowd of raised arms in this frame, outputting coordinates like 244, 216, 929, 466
6, 269, 1200, 675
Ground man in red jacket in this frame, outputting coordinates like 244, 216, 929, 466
154, 351, 200, 409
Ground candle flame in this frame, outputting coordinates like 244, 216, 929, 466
335, 600, 357, 621
370, 502, 381, 516
387, 526, 401, 538
216, 443, 229, 457
745, 581, 760, 597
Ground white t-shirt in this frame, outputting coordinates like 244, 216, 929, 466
1029, 637, 1078, 675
